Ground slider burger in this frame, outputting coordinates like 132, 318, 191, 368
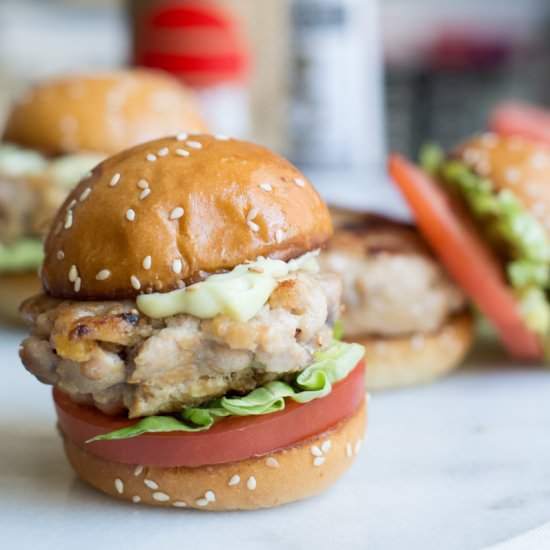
390, 133, 550, 360
320, 213, 473, 389
19, 135, 366, 510
0, 69, 207, 323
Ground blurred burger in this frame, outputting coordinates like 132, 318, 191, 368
0, 69, 207, 323
320, 213, 473, 390
390, 132, 550, 361
19, 135, 366, 510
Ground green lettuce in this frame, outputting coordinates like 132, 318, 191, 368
421, 144, 550, 337
0, 239, 44, 272
87, 340, 364, 442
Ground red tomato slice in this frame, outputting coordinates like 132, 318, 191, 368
54, 361, 366, 468
388, 154, 542, 360
489, 101, 550, 145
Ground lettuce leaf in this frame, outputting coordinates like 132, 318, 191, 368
0, 239, 44, 272
87, 340, 364, 442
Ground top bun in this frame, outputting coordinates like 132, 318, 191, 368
42, 135, 333, 300
2, 69, 208, 156
454, 132, 550, 230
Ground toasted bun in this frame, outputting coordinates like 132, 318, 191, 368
356, 312, 473, 390
62, 402, 365, 510
3, 69, 208, 155
0, 272, 42, 325
454, 132, 550, 230
42, 135, 332, 300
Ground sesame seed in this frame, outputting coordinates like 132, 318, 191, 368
175, 148, 190, 157
68, 199, 77, 210
260, 182, 272, 192
246, 476, 257, 491
170, 207, 184, 220
313, 457, 325, 467
228, 475, 240, 486
275, 229, 284, 243
137, 179, 149, 189
110, 173, 121, 187
355, 439, 362, 454
186, 140, 202, 149
126, 209, 136, 222
157, 147, 169, 157
321, 440, 332, 453
142, 256, 152, 270
265, 457, 279, 468
411, 334, 425, 350
96, 269, 111, 281
173, 501, 187, 508
215, 134, 230, 141
505, 168, 521, 184
195, 498, 209, 507
172, 259, 183, 274
531, 151, 547, 169
114, 478, 124, 494
176, 132, 188, 141
134, 465, 143, 476
152, 492, 170, 502
247, 208, 259, 222
68, 265, 78, 282
132, 496, 141, 503
248, 220, 260, 232
293, 177, 305, 188
139, 188, 151, 200
144, 479, 159, 490
146, 153, 157, 162
481, 132, 499, 148
346, 443, 353, 458
131, 275, 141, 290
57, 250, 64, 261
205, 490, 216, 502
74, 277, 81, 292
64, 210, 73, 229
79, 187, 91, 202
310, 446, 323, 457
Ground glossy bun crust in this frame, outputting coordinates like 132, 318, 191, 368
42, 135, 333, 299
62, 402, 365, 510
454, 132, 550, 229
3, 69, 207, 155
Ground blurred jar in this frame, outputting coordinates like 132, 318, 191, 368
128, 0, 251, 138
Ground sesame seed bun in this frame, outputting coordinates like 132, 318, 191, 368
3, 69, 208, 156
62, 401, 365, 510
454, 132, 550, 229
42, 135, 333, 300
357, 312, 473, 390
0, 272, 41, 325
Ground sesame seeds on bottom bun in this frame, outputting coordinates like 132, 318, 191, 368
62, 402, 366, 511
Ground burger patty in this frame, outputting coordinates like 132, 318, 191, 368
20, 270, 341, 418
320, 216, 466, 337
0, 174, 65, 244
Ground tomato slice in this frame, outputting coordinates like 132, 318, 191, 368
388, 154, 542, 360
489, 101, 550, 145
54, 361, 366, 468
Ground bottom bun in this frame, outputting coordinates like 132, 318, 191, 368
357, 312, 473, 390
0, 272, 41, 325
63, 401, 366, 511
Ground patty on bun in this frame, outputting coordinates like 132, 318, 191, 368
0, 69, 207, 323
19, 134, 366, 510
320, 213, 473, 390
390, 132, 550, 360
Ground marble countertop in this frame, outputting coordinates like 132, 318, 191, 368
2, 327, 550, 550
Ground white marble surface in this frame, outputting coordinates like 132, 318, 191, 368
1, 327, 550, 550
